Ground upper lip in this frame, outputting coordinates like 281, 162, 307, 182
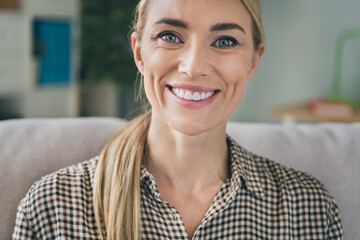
167, 83, 219, 92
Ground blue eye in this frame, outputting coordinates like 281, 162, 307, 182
213, 37, 237, 48
159, 32, 182, 43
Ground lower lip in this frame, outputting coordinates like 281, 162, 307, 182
166, 87, 219, 110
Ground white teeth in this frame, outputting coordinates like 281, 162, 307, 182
171, 88, 215, 101
193, 92, 201, 101
184, 91, 192, 100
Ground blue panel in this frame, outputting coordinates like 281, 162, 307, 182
33, 19, 72, 86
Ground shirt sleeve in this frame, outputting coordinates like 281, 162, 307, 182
12, 199, 36, 239
327, 199, 343, 240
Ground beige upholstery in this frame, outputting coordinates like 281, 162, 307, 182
0, 118, 359, 239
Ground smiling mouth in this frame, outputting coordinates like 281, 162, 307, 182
167, 85, 220, 101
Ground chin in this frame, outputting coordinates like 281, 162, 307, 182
170, 117, 222, 137
174, 126, 205, 136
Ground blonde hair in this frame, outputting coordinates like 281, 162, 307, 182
93, 1, 264, 239
241, 0, 265, 50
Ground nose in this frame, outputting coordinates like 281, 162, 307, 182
178, 41, 212, 78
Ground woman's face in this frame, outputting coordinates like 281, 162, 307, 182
132, 0, 264, 136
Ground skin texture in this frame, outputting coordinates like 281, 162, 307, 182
131, 0, 264, 238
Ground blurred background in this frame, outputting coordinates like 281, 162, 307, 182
0, 0, 359, 122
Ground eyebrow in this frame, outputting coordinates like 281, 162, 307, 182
153, 18, 188, 29
210, 23, 246, 34
153, 18, 245, 35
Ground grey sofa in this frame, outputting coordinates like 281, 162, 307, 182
0, 118, 359, 239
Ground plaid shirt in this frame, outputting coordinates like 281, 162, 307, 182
13, 136, 343, 239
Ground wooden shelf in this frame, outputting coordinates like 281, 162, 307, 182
274, 105, 360, 123
0, 0, 20, 10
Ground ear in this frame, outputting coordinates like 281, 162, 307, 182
131, 32, 144, 75
246, 42, 265, 82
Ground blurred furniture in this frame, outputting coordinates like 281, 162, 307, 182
0, 0, 79, 118
274, 105, 360, 123
331, 29, 360, 101
0, 0, 20, 9
81, 82, 119, 117
275, 29, 360, 125
1, 118, 359, 239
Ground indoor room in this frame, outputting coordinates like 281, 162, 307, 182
1, 0, 359, 239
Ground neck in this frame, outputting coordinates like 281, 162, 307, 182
145, 111, 229, 194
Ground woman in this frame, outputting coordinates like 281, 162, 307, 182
13, 0, 343, 239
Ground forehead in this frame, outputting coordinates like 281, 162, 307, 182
145, 0, 252, 31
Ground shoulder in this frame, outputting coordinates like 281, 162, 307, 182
249, 146, 334, 201
16, 157, 99, 239
229, 137, 328, 190
254, 151, 332, 199
26, 156, 99, 202
227, 138, 343, 238
228, 136, 338, 208
252, 151, 342, 236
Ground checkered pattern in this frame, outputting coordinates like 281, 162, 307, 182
13, 136, 342, 239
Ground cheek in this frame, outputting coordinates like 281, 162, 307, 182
143, 48, 178, 76
142, 49, 178, 106
219, 55, 250, 88
218, 55, 250, 109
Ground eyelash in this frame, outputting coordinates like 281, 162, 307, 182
212, 36, 238, 48
156, 31, 239, 48
157, 31, 183, 44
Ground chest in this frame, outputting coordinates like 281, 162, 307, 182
157, 186, 222, 238
140, 190, 330, 240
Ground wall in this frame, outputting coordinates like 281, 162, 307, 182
0, 0, 80, 118
231, 0, 360, 122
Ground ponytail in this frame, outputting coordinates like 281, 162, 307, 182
93, 110, 152, 240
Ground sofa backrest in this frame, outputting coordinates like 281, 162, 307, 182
1, 118, 359, 239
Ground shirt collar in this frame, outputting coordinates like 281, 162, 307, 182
140, 165, 161, 200
226, 136, 265, 199
140, 135, 265, 200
